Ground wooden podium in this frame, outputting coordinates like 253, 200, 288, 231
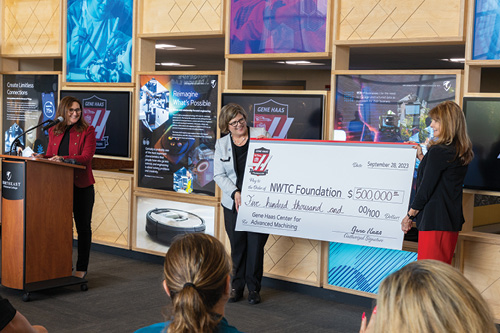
1, 155, 87, 301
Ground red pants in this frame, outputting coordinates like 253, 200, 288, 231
418, 231, 459, 264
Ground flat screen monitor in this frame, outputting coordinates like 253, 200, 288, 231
334, 74, 458, 144
60, 90, 132, 159
222, 93, 324, 140
463, 97, 500, 192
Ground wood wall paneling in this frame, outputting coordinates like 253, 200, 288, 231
458, 234, 500, 322
336, 0, 464, 42
74, 172, 132, 249
2, 0, 61, 56
139, 0, 223, 36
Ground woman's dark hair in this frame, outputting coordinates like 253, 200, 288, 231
164, 233, 231, 333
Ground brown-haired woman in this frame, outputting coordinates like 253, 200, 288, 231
214, 103, 271, 305
402, 100, 473, 264
45, 96, 96, 278
134, 233, 243, 333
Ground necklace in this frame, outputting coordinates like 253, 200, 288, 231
232, 135, 248, 146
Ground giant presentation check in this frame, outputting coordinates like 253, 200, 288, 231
235, 140, 417, 250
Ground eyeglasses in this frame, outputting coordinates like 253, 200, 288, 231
228, 118, 246, 127
68, 108, 82, 114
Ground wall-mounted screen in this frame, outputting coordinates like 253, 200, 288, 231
2, 74, 59, 155
334, 74, 458, 144
472, 0, 500, 60
60, 90, 131, 158
222, 93, 324, 140
463, 97, 500, 192
229, 0, 328, 54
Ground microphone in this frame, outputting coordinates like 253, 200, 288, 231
42, 116, 64, 131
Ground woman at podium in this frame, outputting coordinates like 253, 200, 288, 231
45, 96, 96, 279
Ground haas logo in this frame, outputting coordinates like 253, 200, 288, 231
254, 99, 294, 138
250, 147, 271, 176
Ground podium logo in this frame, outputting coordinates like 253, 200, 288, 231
3, 170, 21, 189
250, 147, 271, 176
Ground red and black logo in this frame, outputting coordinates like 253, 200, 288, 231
250, 147, 271, 176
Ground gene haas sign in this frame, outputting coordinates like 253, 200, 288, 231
254, 99, 293, 138
82, 95, 111, 149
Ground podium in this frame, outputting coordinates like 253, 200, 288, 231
1, 155, 87, 301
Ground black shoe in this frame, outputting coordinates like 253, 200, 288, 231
248, 291, 261, 305
229, 289, 243, 303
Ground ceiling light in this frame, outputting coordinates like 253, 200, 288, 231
276, 60, 323, 66
439, 58, 465, 63
156, 44, 176, 49
155, 44, 195, 51
156, 62, 195, 67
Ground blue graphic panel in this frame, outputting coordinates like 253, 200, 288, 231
473, 0, 500, 60
328, 242, 417, 294
229, 0, 328, 54
66, 0, 133, 82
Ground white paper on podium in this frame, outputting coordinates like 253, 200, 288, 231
236, 140, 417, 250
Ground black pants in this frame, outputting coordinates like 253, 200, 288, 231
223, 206, 269, 293
74, 185, 95, 271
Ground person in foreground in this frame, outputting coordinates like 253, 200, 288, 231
359, 260, 497, 333
401, 100, 473, 264
134, 233, 243, 333
45, 96, 96, 279
214, 103, 271, 305
0, 295, 47, 332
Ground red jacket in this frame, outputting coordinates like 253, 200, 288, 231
46, 126, 96, 188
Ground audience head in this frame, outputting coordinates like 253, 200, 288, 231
373, 260, 496, 333
163, 233, 232, 333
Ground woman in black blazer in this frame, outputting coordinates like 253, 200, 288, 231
401, 101, 473, 264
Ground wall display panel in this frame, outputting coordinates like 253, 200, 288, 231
336, 0, 462, 42
66, 0, 133, 83
2, 74, 59, 155
222, 93, 324, 139
327, 242, 417, 293
462, 97, 500, 192
334, 74, 458, 145
60, 90, 131, 158
138, 74, 219, 195
134, 195, 215, 255
229, 0, 328, 54
472, 0, 500, 60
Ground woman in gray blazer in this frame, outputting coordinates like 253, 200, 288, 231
214, 103, 270, 305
